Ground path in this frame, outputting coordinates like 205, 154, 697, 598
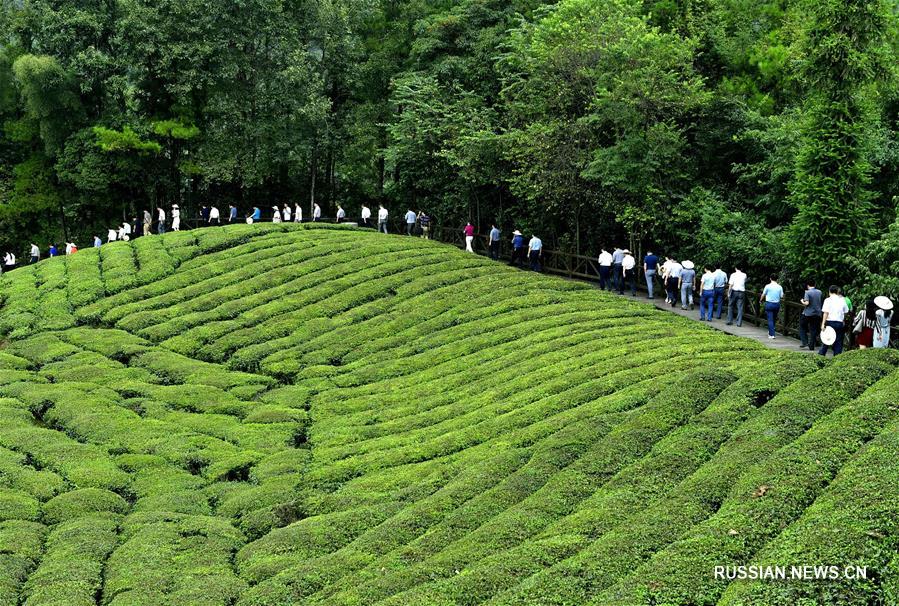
640, 295, 814, 353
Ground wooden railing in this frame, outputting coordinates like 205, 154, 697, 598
431, 226, 899, 347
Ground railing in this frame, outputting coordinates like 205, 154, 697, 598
431, 226, 898, 348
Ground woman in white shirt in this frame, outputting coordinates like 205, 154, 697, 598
272, 206, 282, 223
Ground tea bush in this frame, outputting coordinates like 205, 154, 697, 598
0, 224, 895, 605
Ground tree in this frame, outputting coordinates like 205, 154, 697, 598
786, 0, 892, 285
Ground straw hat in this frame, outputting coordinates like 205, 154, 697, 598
682, 260, 694, 269
821, 326, 837, 346
874, 295, 894, 311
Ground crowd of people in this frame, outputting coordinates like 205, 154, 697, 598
5, 205, 894, 353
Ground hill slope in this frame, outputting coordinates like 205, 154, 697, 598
0, 224, 896, 606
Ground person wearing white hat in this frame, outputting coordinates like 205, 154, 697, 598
511, 230, 525, 267
679, 261, 696, 310
819, 285, 849, 355
620, 249, 636, 296
597, 247, 613, 290
171, 204, 181, 231
272, 206, 282, 223
872, 296, 893, 349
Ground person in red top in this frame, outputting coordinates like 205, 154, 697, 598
463, 222, 475, 253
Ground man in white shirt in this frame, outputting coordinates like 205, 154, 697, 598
3, 252, 15, 270
405, 209, 417, 235
157, 207, 166, 234
336, 205, 346, 223
294, 203, 302, 223
820, 285, 849, 356
209, 206, 220, 224
725, 266, 747, 327
620, 250, 636, 296
29, 243, 40, 264
107, 228, 118, 242
377, 205, 389, 233
597, 248, 613, 290
312, 203, 321, 222
360, 205, 371, 227
527, 235, 543, 272
664, 259, 683, 307
122, 221, 132, 240
283, 204, 292, 223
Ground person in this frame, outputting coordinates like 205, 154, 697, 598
511, 230, 525, 268
872, 296, 893, 349
132, 216, 142, 238
250, 206, 261, 223
463, 222, 475, 252
597, 248, 612, 290
360, 204, 371, 228
171, 204, 181, 231
201, 205, 210, 223
312, 202, 322, 222
283, 204, 291, 223
528, 234, 543, 272
643, 250, 659, 299
294, 203, 302, 223
820, 286, 849, 356
143, 209, 152, 236
418, 211, 431, 239
853, 299, 880, 349
65, 241, 73, 255
760, 274, 784, 339
93, 235, 102, 248
698, 267, 716, 321
725, 266, 747, 327
611, 247, 625, 292
48, 244, 58, 257
107, 228, 118, 242
679, 260, 696, 310
844, 293, 856, 349
229, 205, 238, 223
377, 204, 388, 233
29, 243, 39, 264
405, 209, 417, 235
336, 205, 346, 223
620, 249, 636, 296
117, 225, 126, 242
157, 206, 166, 234
488, 224, 501, 260
712, 265, 728, 319
122, 220, 132, 240
272, 206, 282, 223
660, 257, 673, 302
68, 242, 77, 254
664, 258, 683, 307
209, 205, 220, 224
799, 280, 823, 350
3, 252, 15, 270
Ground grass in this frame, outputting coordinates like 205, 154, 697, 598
0, 223, 895, 605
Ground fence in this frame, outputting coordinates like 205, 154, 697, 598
431, 226, 899, 348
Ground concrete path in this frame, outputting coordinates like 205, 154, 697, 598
624, 293, 815, 353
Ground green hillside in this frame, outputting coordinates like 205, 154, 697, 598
0, 224, 896, 606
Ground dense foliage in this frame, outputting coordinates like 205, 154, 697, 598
0, 224, 897, 605
1, 0, 898, 293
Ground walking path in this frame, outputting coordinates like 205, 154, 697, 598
642, 296, 814, 353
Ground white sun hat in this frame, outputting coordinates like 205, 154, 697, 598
682, 260, 694, 269
821, 326, 837, 346
874, 295, 894, 311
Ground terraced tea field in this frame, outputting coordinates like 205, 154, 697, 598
0, 224, 896, 606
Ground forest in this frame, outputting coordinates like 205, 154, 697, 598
1, 0, 898, 296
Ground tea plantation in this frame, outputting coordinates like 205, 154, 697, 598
0, 223, 896, 606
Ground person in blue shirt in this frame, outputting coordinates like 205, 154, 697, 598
510, 230, 525, 268
643, 251, 659, 299
712, 265, 728, 319
229, 205, 238, 222
405, 209, 417, 235
48, 244, 58, 257
760, 275, 784, 338
488, 225, 501, 260
249, 206, 261, 223
698, 267, 716, 321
